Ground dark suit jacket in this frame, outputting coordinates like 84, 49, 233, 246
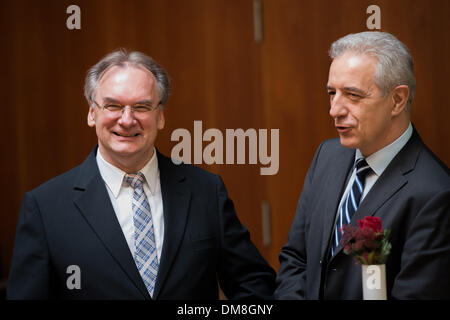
275, 129, 450, 299
7, 147, 275, 299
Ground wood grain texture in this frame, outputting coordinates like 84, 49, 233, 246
1, 0, 448, 279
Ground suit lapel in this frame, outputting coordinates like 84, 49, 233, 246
332, 130, 421, 256
352, 168, 407, 223
73, 147, 150, 299
152, 151, 191, 299
320, 146, 355, 259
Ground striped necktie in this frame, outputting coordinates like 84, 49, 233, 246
124, 172, 158, 297
330, 158, 372, 257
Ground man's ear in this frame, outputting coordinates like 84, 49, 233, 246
87, 106, 96, 127
157, 108, 165, 130
391, 85, 410, 116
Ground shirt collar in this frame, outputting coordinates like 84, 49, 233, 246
355, 122, 413, 176
96, 148, 159, 198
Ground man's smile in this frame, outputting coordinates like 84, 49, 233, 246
113, 131, 140, 137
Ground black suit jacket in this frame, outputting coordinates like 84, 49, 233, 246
7, 147, 275, 299
275, 129, 450, 299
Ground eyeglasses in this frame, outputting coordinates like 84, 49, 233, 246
92, 100, 160, 116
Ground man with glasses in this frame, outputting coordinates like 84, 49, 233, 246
7, 49, 275, 300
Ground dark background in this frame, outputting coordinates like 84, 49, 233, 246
1, 0, 449, 294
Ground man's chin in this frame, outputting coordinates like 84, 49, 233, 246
339, 137, 359, 150
111, 143, 155, 158
112, 147, 142, 157
106, 142, 141, 156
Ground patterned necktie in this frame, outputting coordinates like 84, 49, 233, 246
330, 158, 372, 257
124, 172, 158, 297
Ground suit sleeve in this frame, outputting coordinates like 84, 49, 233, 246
274, 142, 324, 299
392, 190, 450, 299
7, 192, 51, 299
214, 175, 276, 300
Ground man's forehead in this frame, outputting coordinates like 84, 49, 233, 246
95, 65, 159, 103
98, 64, 156, 85
328, 53, 377, 86
330, 51, 378, 72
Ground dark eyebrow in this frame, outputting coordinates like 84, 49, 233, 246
326, 86, 368, 96
102, 97, 121, 104
102, 97, 154, 105
343, 87, 367, 96
134, 99, 154, 105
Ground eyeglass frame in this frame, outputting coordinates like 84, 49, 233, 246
91, 99, 161, 116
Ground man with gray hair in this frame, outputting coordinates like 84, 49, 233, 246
275, 32, 450, 299
7, 49, 276, 299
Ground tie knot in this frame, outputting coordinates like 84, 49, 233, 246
355, 158, 372, 179
124, 172, 145, 189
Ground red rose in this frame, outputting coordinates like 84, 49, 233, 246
341, 216, 391, 265
358, 216, 382, 233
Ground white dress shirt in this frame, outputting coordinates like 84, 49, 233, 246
96, 148, 164, 263
336, 122, 413, 217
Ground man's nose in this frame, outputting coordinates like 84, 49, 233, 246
118, 106, 135, 126
329, 93, 347, 118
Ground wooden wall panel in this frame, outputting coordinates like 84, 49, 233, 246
260, 0, 450, 268
1, 0, 449, 282
157, 0, 268, 255
0, 0, 268, 280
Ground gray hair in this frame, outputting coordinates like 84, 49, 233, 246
329, 31, 415, 110
84, 48, 170, 107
